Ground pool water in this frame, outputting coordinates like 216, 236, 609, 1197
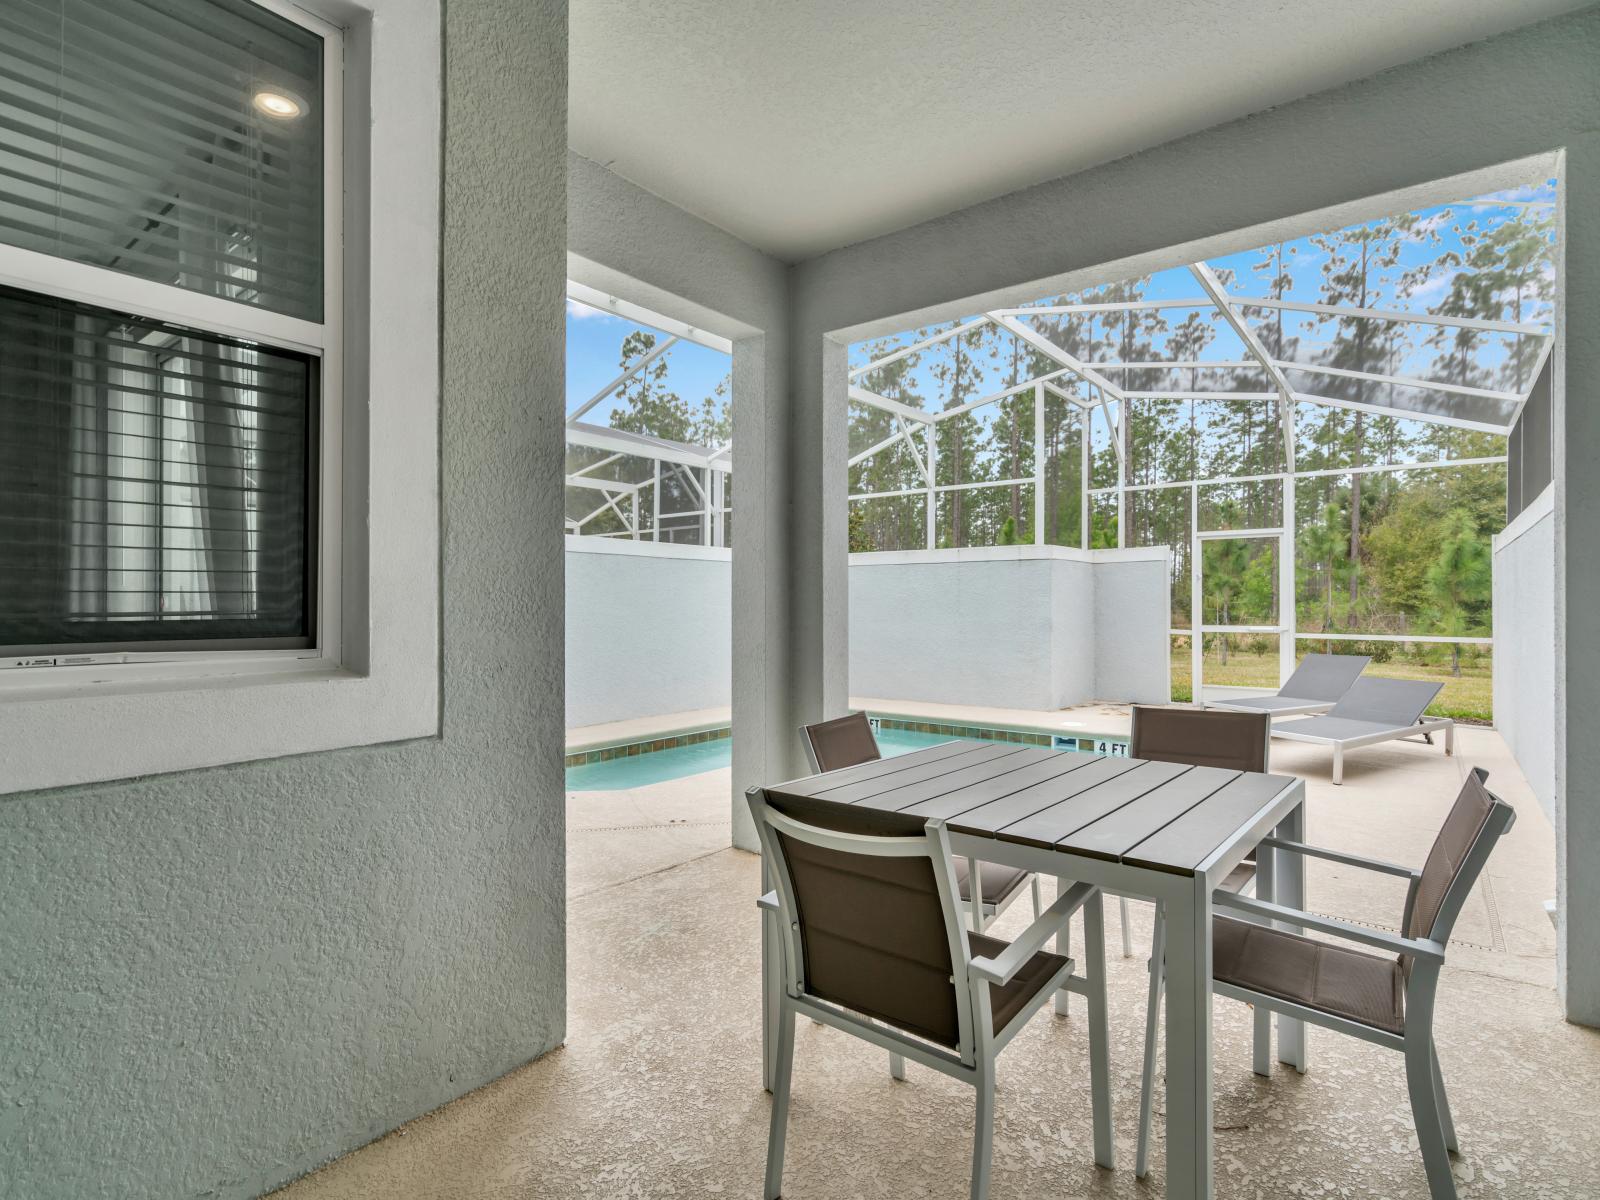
565, 725, 1016, 792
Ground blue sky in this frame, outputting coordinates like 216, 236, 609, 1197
565, 298, 730, 427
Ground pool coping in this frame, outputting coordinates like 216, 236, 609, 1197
563, 708, 1131, 769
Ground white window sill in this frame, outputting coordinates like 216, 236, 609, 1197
0, 658, 439, 795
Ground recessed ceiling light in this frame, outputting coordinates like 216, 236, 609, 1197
253, 89, 306, 120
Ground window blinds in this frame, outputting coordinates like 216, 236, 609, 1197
0, 0, 324, 320
0, 284, 316, 651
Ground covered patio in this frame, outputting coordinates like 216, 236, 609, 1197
8, 4, 1600, 1199
274, 717, 1589, 1199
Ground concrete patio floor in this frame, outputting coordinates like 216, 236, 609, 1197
273, 719, 1598, 1199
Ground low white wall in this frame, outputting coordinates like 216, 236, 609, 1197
565, 542, 1170, 729
849, 545, 1170, 709
565, 538, 732, 728
1092, 555, 1174, 703
1494, 486, 1556, 824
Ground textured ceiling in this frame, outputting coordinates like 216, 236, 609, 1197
570, 0, 1585, 261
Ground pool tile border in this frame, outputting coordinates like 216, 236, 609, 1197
869, 716, 1052, 747
564, 713, 1129, 770
564, 725, 731, 769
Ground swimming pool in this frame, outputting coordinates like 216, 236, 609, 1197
565, 725, 1014, 792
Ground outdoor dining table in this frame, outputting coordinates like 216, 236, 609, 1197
757, 738, 1308, 1200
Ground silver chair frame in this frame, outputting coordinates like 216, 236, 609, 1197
750, 787, 1107, 1200
1134, 771, 1516, 1198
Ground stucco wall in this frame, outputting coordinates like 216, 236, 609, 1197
1092, 556, 1174, 705
565, 540, 732, 728
1495, 487, 1557, 824
848, 547, 1168, 709
789, 7, 1599, 1021
0, 3, 570, 1197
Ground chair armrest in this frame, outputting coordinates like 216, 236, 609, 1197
1214, 892, 1446, 964
757, 890, 780, 913
1257, 836, 1419, 880
968, 881, 1096, 986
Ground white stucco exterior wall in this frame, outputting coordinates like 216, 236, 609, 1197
848, 546, 1168, 709
1091, 554, 1174, 704
563, 544, 1168, 726
0, 4, 572, 1195
1494, 486, 1557, 824
565, 540, 732, 728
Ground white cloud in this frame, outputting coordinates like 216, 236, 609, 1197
1406, 273, 1454, 303
566, 297, 606, 319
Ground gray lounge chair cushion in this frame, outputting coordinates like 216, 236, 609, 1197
1223, 653, 1371, 708
1275, 678, 1447, 743
1326, 677, 1444, 725
1215, 694, 1336, 713
1278, 652, 1371, 701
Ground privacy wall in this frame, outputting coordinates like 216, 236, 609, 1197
1494, 488, 1556, 824
566, 540, 733, 727
848, 546, 1169, 710
563, 544, 1168, 729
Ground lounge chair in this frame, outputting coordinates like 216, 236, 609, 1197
1135, 768, 1516, 1199
1270, 677, 1454, 784
1203, 651, 1370, 718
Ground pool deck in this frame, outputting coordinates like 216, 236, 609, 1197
565, 697, 1137, 753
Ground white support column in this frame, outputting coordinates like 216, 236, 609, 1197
709, 470, 718, 548
1190, 484, 1202, 701
700, 467, 712, 546
1033, 382, 1046, 546
1080, 407, 1091, 548
651, 458, 661, 542
1116, 398, 1126, 549
925, 420, 938, 549
1279, 398, 1297, 684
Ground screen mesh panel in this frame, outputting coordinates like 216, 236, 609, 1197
0, 284, 315, 652
0, 0, 324, 320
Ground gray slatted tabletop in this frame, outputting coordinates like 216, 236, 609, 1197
758, 739, 1308, 1200
765, 741, 1296, 876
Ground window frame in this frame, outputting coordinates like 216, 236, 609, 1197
0, 0, 344, 686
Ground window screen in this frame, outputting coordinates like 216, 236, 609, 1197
0, 0, 324, 320
0, 284, 316, 654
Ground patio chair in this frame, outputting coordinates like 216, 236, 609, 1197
1135, 767, 1515, 1200
1270, 677, 1454, 784
748, 786, 1106, 1200
801, 713, 1041, 932
1203, 651, 1370, 718
1127, 705, 1271, 1178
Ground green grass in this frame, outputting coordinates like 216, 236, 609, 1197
1169, 645, 1493, 724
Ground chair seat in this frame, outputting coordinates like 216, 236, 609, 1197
954, 858, 1030, 908
1212, 915, 1404, 1034
969, 931, 1069, 1035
